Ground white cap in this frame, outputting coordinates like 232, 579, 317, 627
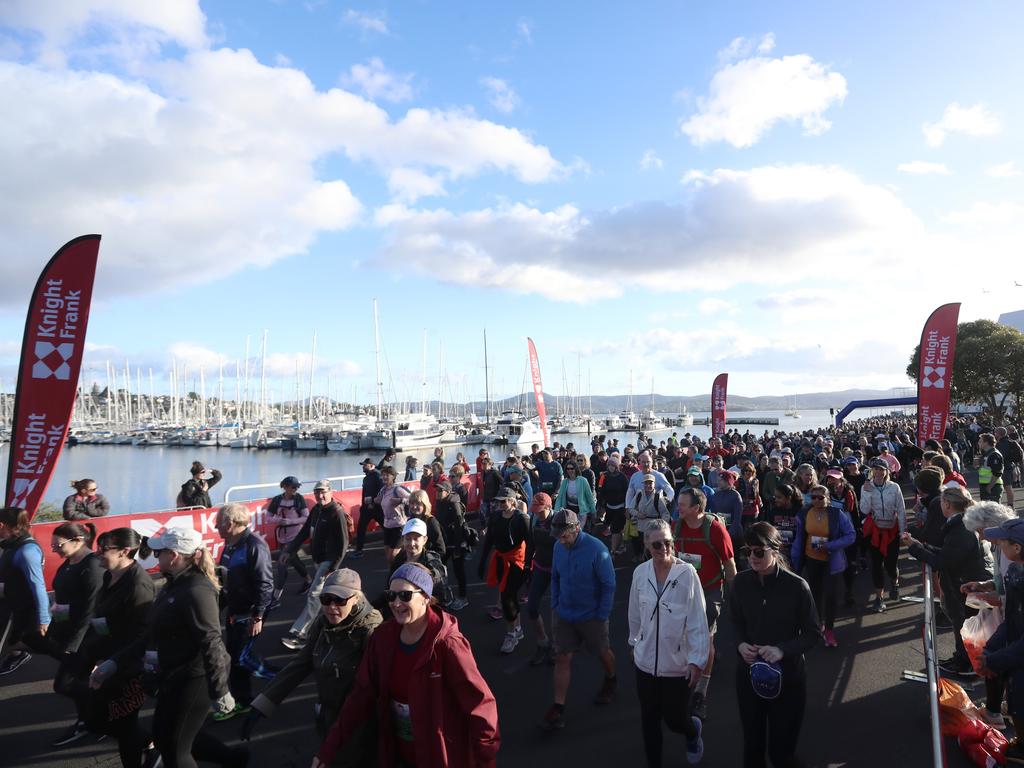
402, 518, 428, 537
148, 526, 204, 555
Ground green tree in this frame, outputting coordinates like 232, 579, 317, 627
907, 319, 1024, 425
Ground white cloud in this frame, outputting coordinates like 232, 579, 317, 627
640, 150, 663, 171
897, 161, 951, 176
697, 297, 738, 315
516, 18, 533, 45
0, 27, 565, 307
757, 33, 776, 54
372, 164, 923, 302
718, 34, 776, 64
481, 76, 520, 113
387, 168, 447, 203
681, 52, 847, 148
342, 57, 413, 102
923, 102, 1002, 148
166, 342, 361, 379
342, 9, 388, 35
945, 201, 1024, 226
987, 161, 1021, 178
754, 291, 829, 310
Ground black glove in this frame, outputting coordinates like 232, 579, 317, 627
240, 709, 263, 741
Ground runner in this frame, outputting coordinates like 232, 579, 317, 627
598, 454, 630, 557
526, 493, 557, 666
0, 506, 50, 677
979, 433, 1006, 503
478, 488, 530, 654
266, 476, 310, 606
348, 458, 384, 561
860, 459, 907, 613
375, 465, 412, 566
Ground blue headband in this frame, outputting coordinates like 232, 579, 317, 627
390, 562, 435, 597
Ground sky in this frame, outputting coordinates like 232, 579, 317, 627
1, 1, 1023, 407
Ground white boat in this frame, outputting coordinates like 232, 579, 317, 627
493, 411, 545, 446
667, 407, 694, 428
294, 432, 328, 451
604, 414, 623, 431
639, 410, 668, 432
617, 411, 640, 431
367, 414, 448, 450
785, 410, 802, 419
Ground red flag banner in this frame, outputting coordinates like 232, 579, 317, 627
917, 303, 960, 448
711, 373, 728, 438
527, 337, 551, 449
6, 236, 101, 518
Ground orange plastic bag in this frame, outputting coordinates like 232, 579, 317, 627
962, 607, 1003, 675
939, 677, 983, 736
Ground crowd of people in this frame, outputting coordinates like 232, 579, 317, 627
1, 412, 1024, 767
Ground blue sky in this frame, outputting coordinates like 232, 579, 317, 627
1, 1, 1023, 405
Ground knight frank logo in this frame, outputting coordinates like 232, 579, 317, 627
9, 478, 38, 508
922, 365, 946, 389
32, 341, 74, 380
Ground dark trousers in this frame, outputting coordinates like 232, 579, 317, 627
154, 674, 241, 768
444, 551, 467, 597
354, 503, 383, 551
636, 667, 697, 768
224, 620, 255, 705
869, 537, 900, 590
499, 563, 526, 622
274, 550, 308, 590
736, 664, 806, 768
801, 558, 837, 630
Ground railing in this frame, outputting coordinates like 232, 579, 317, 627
901, 564, 945, 767
223, 474, 364, 503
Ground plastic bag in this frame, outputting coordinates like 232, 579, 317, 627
961, 741, 1000, 768
939, 677, 983, 735
962, 607, 1004, 675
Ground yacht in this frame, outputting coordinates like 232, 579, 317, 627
604, 413, 624, 431
784, 409, 802, 419
639, 410, 668, 432
367, 414, 448, 450
667, 407, 694, 428
493, 411, 546, 446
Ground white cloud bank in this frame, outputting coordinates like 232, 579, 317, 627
897, 161, 951, 176
681, 41, 847, 148
923, 102, 1002, 147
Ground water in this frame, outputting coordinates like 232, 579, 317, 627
1, 409, 839, 515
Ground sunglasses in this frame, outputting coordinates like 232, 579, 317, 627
319, 594, 355, 607
648, 540, 674, 552
741, 546, 774, 558
385, 589, 425, 604
810, 495, 827, 500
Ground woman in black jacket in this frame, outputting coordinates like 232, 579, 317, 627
92, 527, 244, 768
177, 461, 222, 509
48, 521, 104, 747
730, 522, 821, 768
79, 528, 157, 767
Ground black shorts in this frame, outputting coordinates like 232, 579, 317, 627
605, 507, 626, 534
383, 526, 402, 548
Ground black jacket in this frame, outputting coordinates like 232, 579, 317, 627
80, 561, 156, 663
598, 470, 629, 508
290, 502, 349, 569
62, 494, 111, 520
178, 470, 222, 509
361, 469, 383, 501
119, 567, 230, 699
52, 552, 105, 653
435, 496, 469, 552
252, 597, 382, 741
908, 514, 991, 595
729, 564, 821, 675
219, 529, 274, 619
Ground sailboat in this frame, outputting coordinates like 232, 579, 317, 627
784, 399, 801, 419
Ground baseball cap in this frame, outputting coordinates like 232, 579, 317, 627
402, 518, 428, 537
281, 475, 301, 488
841, 457, 859, 465
551, 509, 580, 532
322, 568, 361, 599
984, 519, 1024, 546
869, 458, 889, 469
531, 492, 553, 512
507, 465, 524, 475
313, 478, 332, 491
148, 527, 204, 555
495, 486, 517, 500
719, 470, 737, 484
687, 467, 703, 477
825, 469, 844, 480
642, 473, 656, 483
358, 457, 374, 466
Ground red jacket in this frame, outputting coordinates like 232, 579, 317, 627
319, 607, 499, 768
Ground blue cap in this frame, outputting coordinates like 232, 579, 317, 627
984, 519, 1024, 546
841, 457, 859, 465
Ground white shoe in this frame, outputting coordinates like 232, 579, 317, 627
513, 624, 524, 640
500, 631, 520, 654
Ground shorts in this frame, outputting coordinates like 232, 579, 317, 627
704, 584, 723, 635
605, 507, 626, 534
552, 613, 610, 656
383, 526, 402, 548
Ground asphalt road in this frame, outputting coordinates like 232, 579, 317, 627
4, 485, 1021, 768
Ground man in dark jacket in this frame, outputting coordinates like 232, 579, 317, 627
349, 459, 384, 559
902, 486, 991, 676
216, 502, 275, 711
284, 480, 349, 650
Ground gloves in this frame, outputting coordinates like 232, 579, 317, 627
89, 659, 117, 689
240, 708, 263, 741
213, 692, 237, 715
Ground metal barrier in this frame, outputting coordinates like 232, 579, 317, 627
223, 474, 364, 503
901, 564, 945, 767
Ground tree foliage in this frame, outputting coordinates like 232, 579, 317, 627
907, 319, 1024, 424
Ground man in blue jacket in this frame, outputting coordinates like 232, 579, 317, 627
535, 450, 564, 497
541, 509, 617, 731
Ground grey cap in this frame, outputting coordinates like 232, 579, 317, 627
322, 568, 361, 599
313, 478, 332, 491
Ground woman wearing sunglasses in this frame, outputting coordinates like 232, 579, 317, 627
790, 485, 855, 648
243, 569, 382, 759
729, 523, 821, 768
627, 519, 710, 766
314, 562, 499, 768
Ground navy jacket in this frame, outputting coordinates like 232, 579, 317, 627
219, 529, 274, 619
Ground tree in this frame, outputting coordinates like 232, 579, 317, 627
907, 319, 1024, 425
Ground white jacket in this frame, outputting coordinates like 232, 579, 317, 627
859, 480, 907, 533
627, 558, 710, 677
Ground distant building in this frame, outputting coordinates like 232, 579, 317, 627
999, 309, 1024, 333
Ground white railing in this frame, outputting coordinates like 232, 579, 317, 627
223, 474, 364, 503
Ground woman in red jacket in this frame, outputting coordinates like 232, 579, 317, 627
313, 562, 499, 768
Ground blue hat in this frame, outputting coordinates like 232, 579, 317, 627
841, 457, 859, 465
984, 519, 1024, 547
390, 562, 435, 597
750, 660, 783, 700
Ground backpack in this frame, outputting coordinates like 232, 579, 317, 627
674, 514, 728, 588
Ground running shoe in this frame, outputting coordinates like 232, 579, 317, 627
487, 606, 504, 620
211, 703, 252, 723
823, 628, 838, 648
447, 597, 469, 612
540, 705, 566, 731
690, 690, 708, 720
346, 550, 365, 560
889, 585, 901, 602
593, 675, 617, 705
280, 635, 307, 651
500, 631, 520, 654
939, 656, 974, 676
686, 715, 704, 764
0, 651, 31, 676
872, 596, 886, 613
52, 721, 90, 747
529, 644, 553, 667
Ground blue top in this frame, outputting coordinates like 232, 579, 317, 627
708, 487, 744, 539
551, 531, 615, 622
15, 540, 50, 626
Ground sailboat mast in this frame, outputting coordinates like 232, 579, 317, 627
260, 330, 268, 424
421, 330, 428, 415
483, 329, 490, 422
307, 331, 317, 423
373, 298, 383, 421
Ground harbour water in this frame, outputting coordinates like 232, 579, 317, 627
0, 409, 840, 515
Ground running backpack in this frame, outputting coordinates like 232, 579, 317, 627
674, 514, 728, 588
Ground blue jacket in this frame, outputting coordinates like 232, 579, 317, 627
708, 487, 743, 540
986, 564, 1024, 674
219, 528, 274, 619
790, 504, 856, 575
536, 460, 564, 495
551, 531, 615, 623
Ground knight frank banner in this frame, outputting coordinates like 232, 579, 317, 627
711, 373, 728, 438
6, 235, 101, 518
916, 302, 960, 448
527, 337, 551, 449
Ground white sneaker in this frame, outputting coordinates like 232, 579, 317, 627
513, 624, 524, 640
448, 597, 469, 611
500, 631, 520, 654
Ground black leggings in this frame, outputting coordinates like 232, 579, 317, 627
801, 559, 837, 630
274, 550, 308, 589
636, 667, 697, 768
736, 663, 806, 768
498, 563, 526, 623
354, 504, 384, 551
869, 538, 900, 591
444, 551, 467, 598
153, 674, 241, 768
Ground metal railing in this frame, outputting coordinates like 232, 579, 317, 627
223, 474, 364, 503
901, 564, 945, 766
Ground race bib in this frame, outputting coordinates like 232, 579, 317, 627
90, 617, 110, 636
811, 536, 828, 550
680, 552, 702, 570
51, 603, 70, 622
